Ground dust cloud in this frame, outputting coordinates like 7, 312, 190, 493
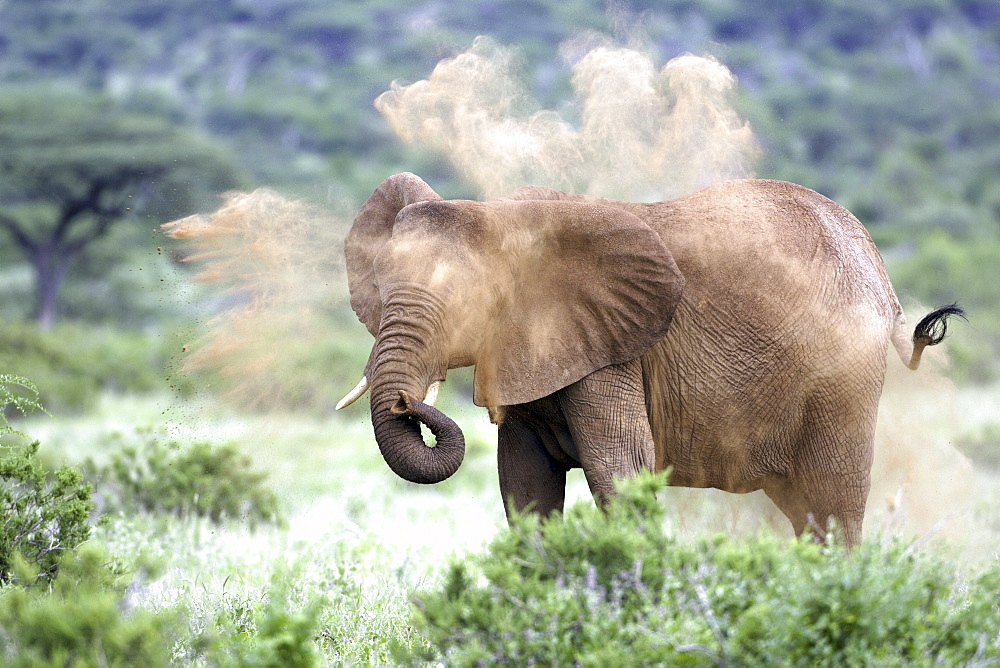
164, 34, 983, 552
164, 37, 761, 408
655, 323, 980, 548
867, 343, 977, 546
376, 37, 760, 201
162, 189, 347, 410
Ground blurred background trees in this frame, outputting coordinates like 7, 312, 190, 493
0, 0, 997, 398
0, 87, 238, 328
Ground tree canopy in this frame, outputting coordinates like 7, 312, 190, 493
0, 87, 237, 327
0, 0, 996, 374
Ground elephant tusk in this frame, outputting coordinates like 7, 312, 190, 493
336, 376, 369, 410
423, 381, 441, 407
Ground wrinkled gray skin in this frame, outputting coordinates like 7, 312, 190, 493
342, 173, 962, 547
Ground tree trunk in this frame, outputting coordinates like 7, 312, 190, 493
33, 244, 69, 331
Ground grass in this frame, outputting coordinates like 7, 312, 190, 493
17, 385, 514, 662
8, 361, 1000, 663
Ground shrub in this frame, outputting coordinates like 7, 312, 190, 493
0, 374, 48, 430
0, 544, 184, 666
955, 422, 1000, 470
0, 534, 325, 666
92, 428, 285, 528
402, 473, 1000, 665
0, 442, 96, 585
1, 374, 95, 585
206, 579, 324, 667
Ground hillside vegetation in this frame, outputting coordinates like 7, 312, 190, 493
0, 6, 998, 660
0, 0, 996, 380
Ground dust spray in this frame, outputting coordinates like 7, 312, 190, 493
165, 36, 975, 547
376, 37, 759, 201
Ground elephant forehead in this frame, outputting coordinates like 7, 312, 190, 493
395, 199, 495, 243
376, 233, 464, 271
429, 261, 453, 286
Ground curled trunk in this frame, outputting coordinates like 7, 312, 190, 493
370, 386, 465, 484
367, 295, 465, 484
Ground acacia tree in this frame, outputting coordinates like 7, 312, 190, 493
0, 87, 237, 328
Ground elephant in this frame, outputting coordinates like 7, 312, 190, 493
337, 172, 963, 547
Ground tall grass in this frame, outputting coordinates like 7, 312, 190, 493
5, 374, 999, 663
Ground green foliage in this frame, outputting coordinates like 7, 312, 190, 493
0, 544, 184, 666
726, 543, 1000, 666
403, 473, 1000, 665
0, 373, 47, 434
0, 321, 186, 414
0, 372, 94, 585
206, 577, 324, 667
0, 441, 95, 585
956, 422, 1000, 470
0, 85, 234, 209
0, 532, 325, 666
92, 428, 284, 528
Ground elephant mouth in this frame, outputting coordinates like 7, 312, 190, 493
337, 376, 443, 411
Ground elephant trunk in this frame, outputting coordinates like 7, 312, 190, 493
368, 292, 465, 484
370, 387, 465, 484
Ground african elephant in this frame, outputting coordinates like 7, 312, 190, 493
338, 172, 962, 547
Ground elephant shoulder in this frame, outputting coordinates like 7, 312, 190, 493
501, 185, 571, 201
499, 186, 625, 210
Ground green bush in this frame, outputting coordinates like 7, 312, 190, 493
956, 422, 1000, 470
0, 442, 96, 585
1, 378, 95, 585
0, 321, 177, 414
0, 544, 184, 666
205, 579, 324, 667
0, 374, 48, 430
402, 473, 1000, 665
92, 428, 285, 528
0, 539, 325, 666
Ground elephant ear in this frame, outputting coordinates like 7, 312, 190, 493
344, 173, 442, 337
473, 200, 684, 408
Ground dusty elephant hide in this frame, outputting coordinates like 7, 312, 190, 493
338, 172, 964, 548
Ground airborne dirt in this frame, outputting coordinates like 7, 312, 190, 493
377, 37, 759, 201
166, 39, 984, 549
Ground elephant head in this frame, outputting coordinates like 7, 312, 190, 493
340, 173, 684, 484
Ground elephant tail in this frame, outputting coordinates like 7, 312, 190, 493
890, 303, 966, 370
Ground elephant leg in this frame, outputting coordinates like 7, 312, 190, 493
498, 408, 568, 520
765, 461, 871, 549
764, 381, 878, 550
763, 481, 814, 541
805, 469, 869, 549
560, 359, 655, 507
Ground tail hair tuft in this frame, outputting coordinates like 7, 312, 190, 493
912, 303, 967, 346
